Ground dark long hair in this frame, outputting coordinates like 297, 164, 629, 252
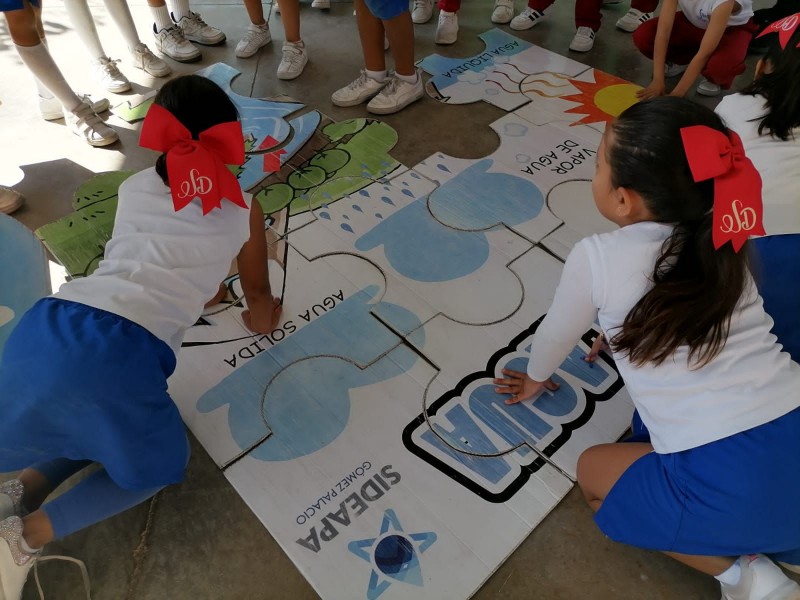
742, 28, 800, 141
608, 97, 750, 368
152, 75, 239, 185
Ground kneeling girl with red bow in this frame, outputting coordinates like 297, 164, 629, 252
0, 75, 280, 599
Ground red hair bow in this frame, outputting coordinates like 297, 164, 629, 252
139, 103, 247, 215
756, 12, 800, 49
680, 126, 765, 252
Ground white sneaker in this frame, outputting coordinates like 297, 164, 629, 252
435, 11, 458, 44
616, 8, 653, 32
0, 517, 36, 600
411, 0, 434, 24
39, 93, 109, 121
569, 26, 595, 52
664, 61, 687, 77
367, 71, 423, 115
510, 7, 546, 30
236, 22, 271, 58
154, 24, 201, 62
311, 0, 331, 8
65, 102, 119, 147
491, 0, 514, 23
174, 11, 226, 45
721, 555, 800, 600
0, 188, 23, 215
697, 77, 721, 97
277, 41, 308, 80
332, 69, 390, 107
131, 42, 171, 77
92, 57, 131, 93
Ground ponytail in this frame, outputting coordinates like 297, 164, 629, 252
606, 98, 750, 368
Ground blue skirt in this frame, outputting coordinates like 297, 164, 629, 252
0, 0, 39, 12
0, 298, 188, 490
596, 407, 800, 563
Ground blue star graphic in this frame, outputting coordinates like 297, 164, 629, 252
348, 509, 438, 600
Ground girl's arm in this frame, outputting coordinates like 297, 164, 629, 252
669, 0, 734, 97
494, 242, 599, 404
236, 199, 282, 333
638, 0, 678, 99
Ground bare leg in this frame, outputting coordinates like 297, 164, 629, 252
354, 0, 385, 71
21, 510, 54, 550
383, 10, 414, 75
576, 443, 736, 577
276, 0, 300, 41
243, 0, 266, 24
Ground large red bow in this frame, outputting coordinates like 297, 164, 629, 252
756, 12, 800, 49
139, 103, 247, 215
680, 126, 765, 252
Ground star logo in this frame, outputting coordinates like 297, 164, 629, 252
348, 509, 438, 600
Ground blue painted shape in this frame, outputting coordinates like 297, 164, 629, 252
0, 215, 50, 351
418, 29, 532, 94
423, 404, 512, 484
197, 286, 424, 461
428, 159, 543, 231
197, 63, 303, 152
558, 345, 611, 387
236, 110, 321, 192
468, 382, 553, 444
355, 199, 490, 282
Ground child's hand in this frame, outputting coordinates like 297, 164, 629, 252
242, 297, 282, 334
637, 80, 665, 100
494, 369, 560, 405
584, 333, 609, 363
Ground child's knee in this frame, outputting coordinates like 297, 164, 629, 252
633, 18, 658, 55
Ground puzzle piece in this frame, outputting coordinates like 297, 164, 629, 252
514, 68, 642, 131
111, 91, 156, 123
35, 171, 134, 278
196, 62, 304, 151
418, 29, 590, 111
0, 214, 50, 351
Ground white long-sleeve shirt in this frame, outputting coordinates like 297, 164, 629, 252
527, 221, 800, 454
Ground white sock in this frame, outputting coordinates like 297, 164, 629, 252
366, 69, 386, 82
395, 71, 418, 84
18, 535, 40, 556
103, 0, 142, 51
34, 39, 54, 100
168, 0, 192, 23
63, 0, 106, 60
15, 43, 81, 111
151, 4, 173, 32
715, 561, 742, 586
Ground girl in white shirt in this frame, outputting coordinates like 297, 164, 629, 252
0, 75, 280, 599
495, 96, 800, 600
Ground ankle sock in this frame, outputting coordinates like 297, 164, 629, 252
366, 69, 386, 82
715, 561, 742, 586
15, 43, 82, 112
169, 0, 192, 22
395, 71, 418, 84
151, 4, 174, 31
18, 535, 39, 556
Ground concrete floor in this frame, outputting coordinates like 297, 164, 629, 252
1, 0, 792, 598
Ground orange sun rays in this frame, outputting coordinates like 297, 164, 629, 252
561, 70, 641, 126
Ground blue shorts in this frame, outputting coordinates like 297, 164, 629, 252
0, 0, 39, 12
363, 0, 407, 20
597, 407, 800, 563
0, 298, 188, 490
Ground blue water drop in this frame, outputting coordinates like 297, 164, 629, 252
437, 163, 451, 173
319, 211, 331, 220
341, 223, 354, 234
321, 202, 329, 209
410, 172, 421, 179
343, 214, 350, 220
375, 213, 383, 219
402, 181, 409, 186
381, 196, 395, 206
352, 204, 363, 212
401, 189, 414, 198
359, 189, 370, 197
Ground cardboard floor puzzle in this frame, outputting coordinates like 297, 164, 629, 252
34, 44, 638, 599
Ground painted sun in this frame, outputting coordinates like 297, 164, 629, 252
562, 70, 642, 126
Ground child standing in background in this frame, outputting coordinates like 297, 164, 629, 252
0, 75, 280, 600
635, 0, 758, 97
495, 97, 800, 600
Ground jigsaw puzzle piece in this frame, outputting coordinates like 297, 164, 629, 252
404, 247, 633, 480
111, 90, 156, 123
197, 62, 304, 151
515, 67, 642, 132
419, 29, 590, 111
35, 171, 135, 278
540, 179, 617, 260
